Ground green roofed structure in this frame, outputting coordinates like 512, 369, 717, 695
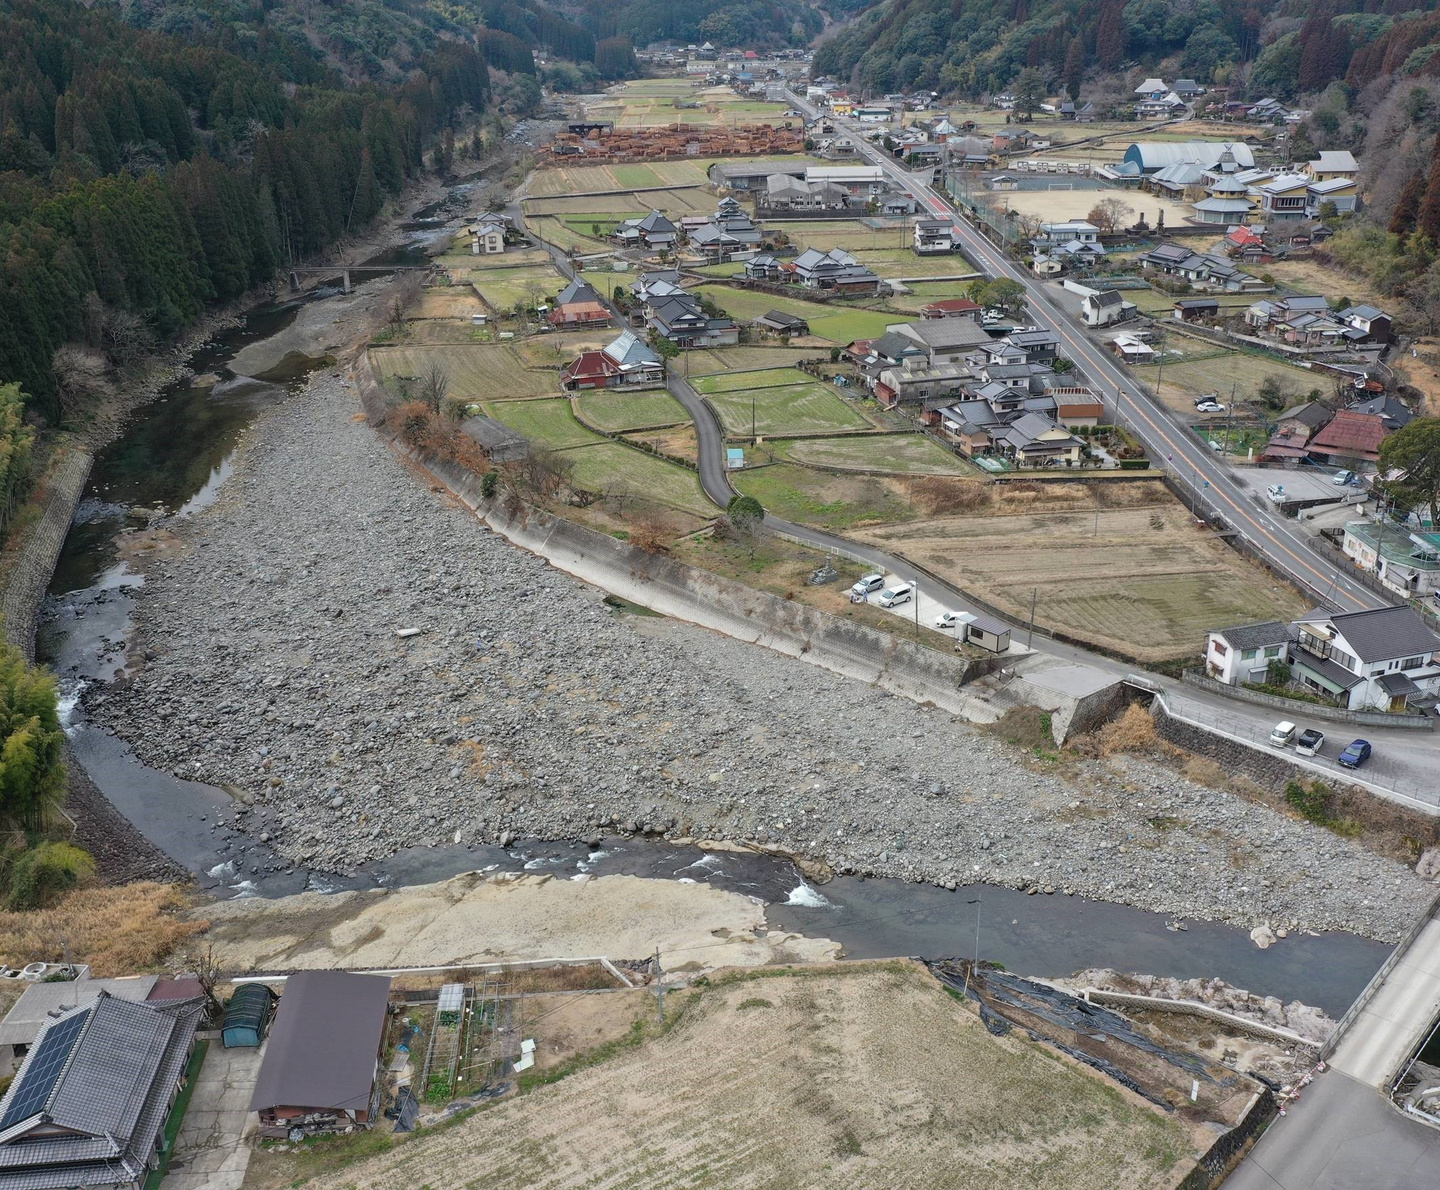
222, 983, 276, 1048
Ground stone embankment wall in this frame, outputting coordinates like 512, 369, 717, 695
2, 448, 93, 658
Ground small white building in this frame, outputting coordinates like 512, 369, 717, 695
1080, 289, 1132, 327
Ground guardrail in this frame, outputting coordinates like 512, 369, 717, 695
1319, 888, 1440, 1063
1180, 668, 1434, 730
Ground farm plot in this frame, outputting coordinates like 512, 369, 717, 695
1133, 351, 1320, 411
693, 367, 813, 394
574, 390, 689, 432
410, 289, 485, 320
782, 434, 980, 475
851, 248, 980, 278
527, 157, 815, 197
855, 504, 1308, 662
526, 217, 611, 253
707, 382, 871, 437
684, 346, 820, 374
483, 398, 600, 449
693, 286, 896, 344
789, 221, 908, 251
368, 345, 558, 400
471, 265, 566, 311
293, 965, 1193, 1190
484, 399, 712, 516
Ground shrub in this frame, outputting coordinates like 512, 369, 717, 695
4, 843, 95, 911
481, 470, 499, 498
1285, 780, 1332, 825
1097, 703, 1159, 756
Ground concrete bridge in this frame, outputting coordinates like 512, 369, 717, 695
287, 264, 429, 294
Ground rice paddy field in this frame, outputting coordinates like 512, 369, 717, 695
732, 463, 917, 528
483, 397, 712, 516
583, 81, 792, 129
779, 434, 980, 475
368, 345, 560, 400
705, 381, 872, 438
693, 285, 896, 344
573, 390, 689, 432
692, 367, 813, 394
523, 188, 717, 216
683, 347, 821, 374
469, 265, 568, 311
856, 503, 1308, 662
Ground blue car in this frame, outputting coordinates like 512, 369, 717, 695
1337, 739, 1372, 769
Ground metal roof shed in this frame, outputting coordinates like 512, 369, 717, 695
248, 971, 392, 1131
222, 982, 275, 1048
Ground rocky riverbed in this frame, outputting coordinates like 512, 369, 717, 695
90, 369, 1434, 942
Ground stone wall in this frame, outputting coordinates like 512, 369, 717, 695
2, 447, 93, 659
1152, 703, 1302, 791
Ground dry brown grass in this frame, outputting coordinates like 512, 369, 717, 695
0, 883, 207, 976
629, 512, 678, 552
1097, 704, 1161, 757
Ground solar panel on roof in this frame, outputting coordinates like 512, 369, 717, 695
1, 1010, 89, 1129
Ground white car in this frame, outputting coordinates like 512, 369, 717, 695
877, 583, 913, 609
1195, 400, 1226, 413
935, 611, 961, 630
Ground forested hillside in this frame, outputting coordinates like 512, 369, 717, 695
814, 0, 1440, 100
0, 0, 488, 418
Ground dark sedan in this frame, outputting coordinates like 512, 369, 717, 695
1337, 739, 1372, 769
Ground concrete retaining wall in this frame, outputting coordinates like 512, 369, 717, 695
1082, 988, 1317, 1048
1152, 703, 1303, 792
358, 350, 992, 716
2, 447, 93, 659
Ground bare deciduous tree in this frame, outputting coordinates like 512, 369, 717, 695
418, 360, 449, 414
1087, 198, 1134, 234
52, 345, 113, 418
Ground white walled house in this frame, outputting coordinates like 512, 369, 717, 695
1291, 607, 1440, 711
1204, 621, 1293, 686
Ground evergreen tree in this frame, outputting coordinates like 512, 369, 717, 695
1063, 37, 1084, 101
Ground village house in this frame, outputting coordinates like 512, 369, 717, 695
561, 330, 664, 390
919, 297, 982, 321
250, 971, 391, 1137
1222, 225, 1268, 260
613, 209, 678, 250
0, 990, 204, 1190
630, 269, 683, 305
1287, 606, 1440, 712
1052, 387, 1106, 426
1344, 521, 1440, 600
468, 212, 507, 254
1140, 244, 1251, 290
993, 411, 1084, 466
646, 291, 739, 347
874, 360, 971, 408
1350, 391, 1413, 429
788, 247, 882, 294
1305, 151, 1359, 183
913, 219, 957, 254
1109, 332, 1156, 362
1258, 400, 1334, 465
743, 254, 784, 281
891, 318, 992, 364
754, 309, 810, 336
1337, 304, 1393, 344
1081, 289, 1132, 327
763, 173, 850, 210
1203, 620, 1294, 687
1173, 297, 1220, 322
1255, 174, 1311, 221
1305, 408, 1392, 468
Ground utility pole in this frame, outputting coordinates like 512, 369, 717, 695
1026, 587, 1037, 647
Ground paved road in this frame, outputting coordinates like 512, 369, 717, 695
783, 89, 1386, 615
1224, 1068, 1440, 1190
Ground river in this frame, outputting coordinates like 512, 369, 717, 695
30, 222, 1391, 1019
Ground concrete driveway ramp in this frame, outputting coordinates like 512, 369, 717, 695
161, 1042, 266, 1190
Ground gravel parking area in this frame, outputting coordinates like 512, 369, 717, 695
91, 370, 1432, 941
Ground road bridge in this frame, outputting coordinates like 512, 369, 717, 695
287, 264, 429, 294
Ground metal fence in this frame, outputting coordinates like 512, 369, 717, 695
1180, 668, 1433, 730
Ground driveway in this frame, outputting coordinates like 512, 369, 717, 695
160, 1041, 265, 1190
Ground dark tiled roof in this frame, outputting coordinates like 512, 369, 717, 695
1377, 671, 1420, 696
1215, 620, 1293, 650
1292, 650, 1365, 691
1326, 606, 1440, 663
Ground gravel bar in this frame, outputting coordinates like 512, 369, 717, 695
90, 371, 1433, 942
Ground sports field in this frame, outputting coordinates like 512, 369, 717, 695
781, 434, 979, 475
368, 345, 559, 400
574, 391, 689, 432
856, 503, 1308, 661
292, 965, 1192, 1190
694, 286, 896, 344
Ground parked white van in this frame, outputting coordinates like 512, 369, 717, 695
877, 583, 913, 608
1269, 721, 1297, 748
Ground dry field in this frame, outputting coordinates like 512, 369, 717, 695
526, 156, 813, 198
982, 187, 1196, 228
523, 187, 714, 216
409, 289, 486, 320
1135, 350, 1323, 411
1262, 257, 1386, 307
684, 346, 821, 374
857, 501, 1308, 661
369, 345, 560, 400
294, 964, 1194, 1190
783, 434, 978, 475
